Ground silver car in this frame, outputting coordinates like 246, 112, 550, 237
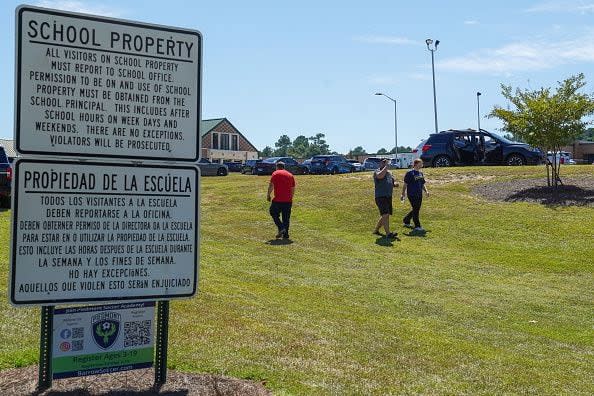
197, 158, 228, 176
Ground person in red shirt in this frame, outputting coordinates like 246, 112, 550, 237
267, 162, 296, 239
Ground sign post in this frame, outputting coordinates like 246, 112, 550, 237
12, 5, 202, 390
38, 306, 54, 391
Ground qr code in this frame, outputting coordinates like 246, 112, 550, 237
72, 327, 84, 339
123, 320, 152, 347
72, 339, 83, 351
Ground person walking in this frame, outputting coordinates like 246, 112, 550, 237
401, 158, 429, 232
267, 161, 295, 239
373, 158, 398, 238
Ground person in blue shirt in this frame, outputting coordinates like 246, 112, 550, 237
373, 158, 398, 238
401, 158, 429, 232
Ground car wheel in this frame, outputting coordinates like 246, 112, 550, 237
217, 167, 228, 176
302, 167, 309, 175
331, 167, 338, 175
506, 154, 526, 166
433, 155, 452, 167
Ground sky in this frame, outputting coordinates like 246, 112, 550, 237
2, 0, 594, 153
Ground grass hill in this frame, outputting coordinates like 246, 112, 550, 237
1, 166, 592, 394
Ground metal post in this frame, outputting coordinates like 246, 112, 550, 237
394, 100, 398, 156
154, 300, 170, 386
477, 92, 482, 131
38, 305, 54, 391
430, 50, 438, 133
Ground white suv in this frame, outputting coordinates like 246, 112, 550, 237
547, 151, 576, 165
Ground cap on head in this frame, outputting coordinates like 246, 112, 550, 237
276, 161, 285, 170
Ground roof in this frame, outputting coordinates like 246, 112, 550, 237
200, 118, 225, 137
200, 118, 258, 152
0, 139, 16, 158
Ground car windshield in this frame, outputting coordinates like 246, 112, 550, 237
262, 157, 280, 163
488, 132, 515, 144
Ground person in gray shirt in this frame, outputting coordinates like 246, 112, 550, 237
373, 158, 398, 238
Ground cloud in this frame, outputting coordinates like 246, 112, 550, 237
464, 20, 479, 25
354, 35, 417, 45
35, 1, 124, 17
526, 1, 594, 13
437, 34, 594, 74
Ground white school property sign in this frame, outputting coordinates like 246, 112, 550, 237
10, 159, 199, 305
15, 5, 201, 161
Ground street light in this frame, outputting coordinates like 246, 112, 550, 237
476, 92, 482, 131
426, 38, 440, 133
374, 92, 398, 156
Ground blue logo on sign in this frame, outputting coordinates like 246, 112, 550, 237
60, 329, 72, 339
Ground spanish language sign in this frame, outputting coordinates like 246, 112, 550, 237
52, 302, 155, 379
15, 6, 201, 161
10, 159, 199, 305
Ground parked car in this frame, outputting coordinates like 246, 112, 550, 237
363, 157, 384, 170
223, 161, 243, 172
241, 159, 262, 174
309, 155, 355, 174
255, 157, 309, 175
301, 158, 312, 172
420, 129, 544, 167
347, 159, 364, 171
197, 158, 228, 176
547, 151, 576, 165
411, 140, 427, 160
0, 146, 12, 208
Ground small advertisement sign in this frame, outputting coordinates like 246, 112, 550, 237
52, 302, 155, 379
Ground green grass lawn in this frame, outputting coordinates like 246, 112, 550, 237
1, 165, 593, 395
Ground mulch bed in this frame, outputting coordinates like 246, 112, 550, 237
0, 366, 270, 396
472, 176, 594, 207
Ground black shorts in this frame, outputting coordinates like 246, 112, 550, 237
375, 196, 393, 215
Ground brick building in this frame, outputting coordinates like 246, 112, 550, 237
562, 140, 594, 164
200, 118, 258, 163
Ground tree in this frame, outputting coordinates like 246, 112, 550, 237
347, 146, 367, 157
273, 134, 292, 156
390, 146, 412, 153
306, 133, 330, 157
376, 148, 388, 155
260, 146, 273, 158
581, 127, 594, 142
288, 135, 310, 158
489, 73, 594, 187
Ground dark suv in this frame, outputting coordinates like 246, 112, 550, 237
0, 146, 12, 208
255, 157, 309, 175
309, 155, 355, 174
241, 159, 262, 175
420, 129, 544, 167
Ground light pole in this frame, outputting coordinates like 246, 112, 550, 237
476, 91, 482, 131
375, 93, 398, 156
426, 38, 440, 133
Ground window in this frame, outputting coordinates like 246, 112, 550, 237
221, 134, 230, 150
231, 135, 239, 151
212, 133, 219, 149
483, 134, 497, 146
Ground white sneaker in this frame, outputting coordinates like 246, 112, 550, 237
413, 227, 425, 232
